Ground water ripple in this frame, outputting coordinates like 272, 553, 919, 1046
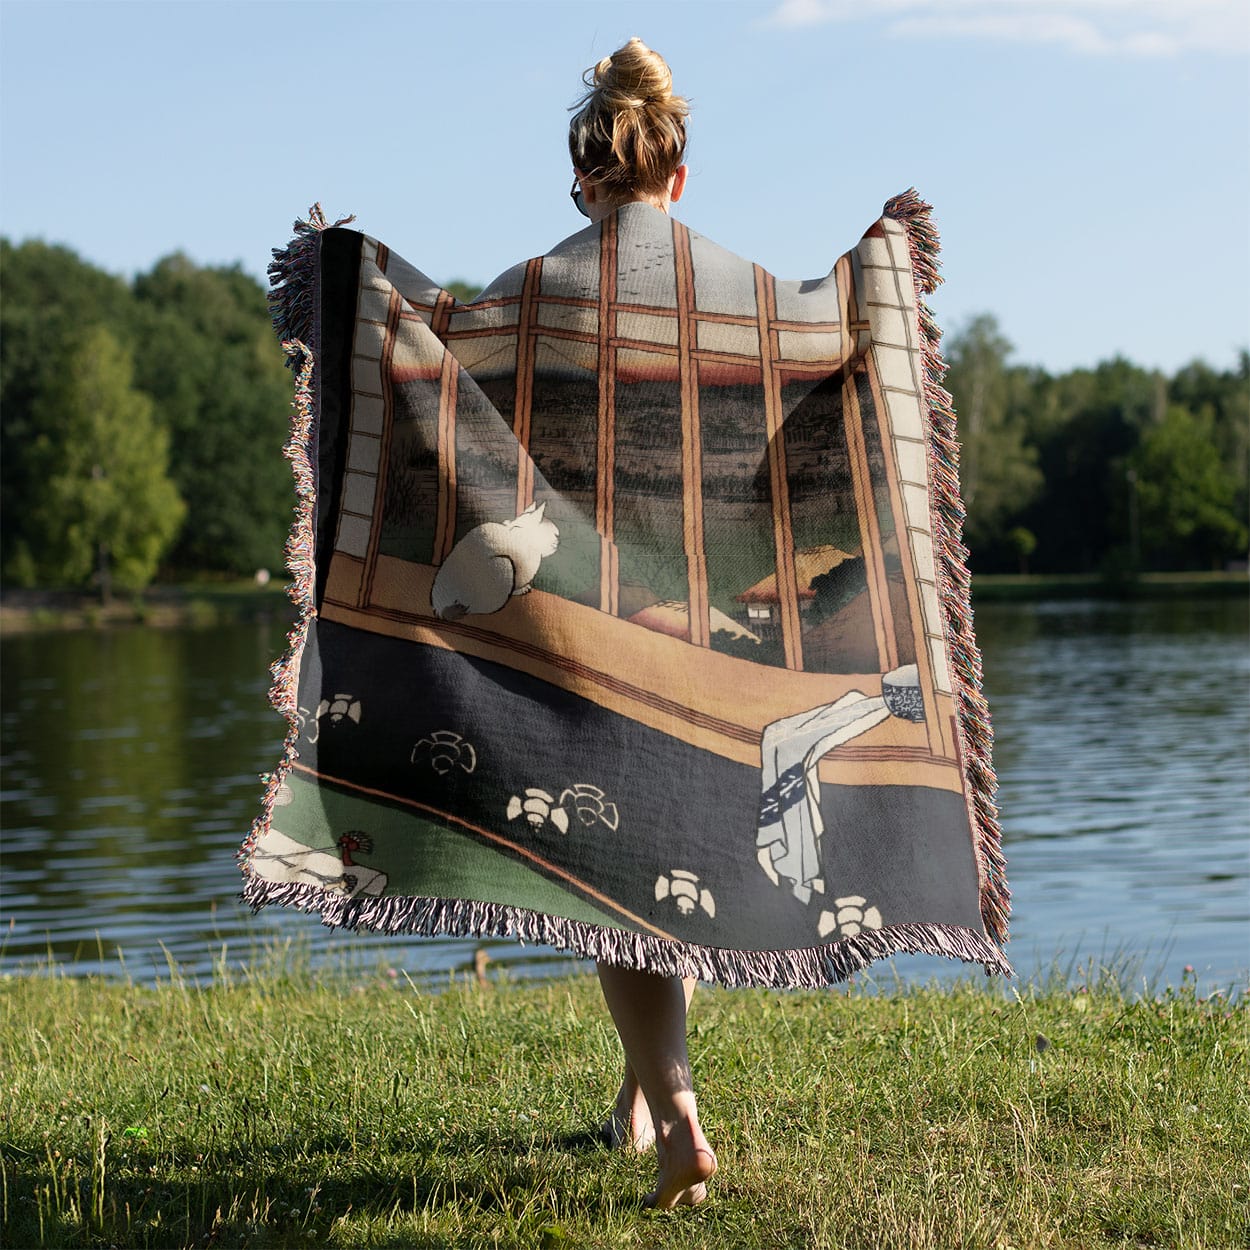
2, 600, 1246, 990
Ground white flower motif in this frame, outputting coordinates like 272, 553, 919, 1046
317, 693, 362, 726
413, 730, 477, 775
506, 789, 570, 834
558, 783, 619, 831
654, 869, 716, 918
817, 895, 883, 939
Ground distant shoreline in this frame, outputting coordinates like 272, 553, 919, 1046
968, 569, 1248, 601
0, 570, 1245, 635
0, 581, 295, 635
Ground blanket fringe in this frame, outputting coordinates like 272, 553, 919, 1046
236, 341, 318, 875
266, 203, 355, 364
241, 205, 351, 876
883, 188, 1010, 947
241, 875, 1013, 989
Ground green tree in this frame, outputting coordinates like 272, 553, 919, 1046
444, 279, 483, 303
1022, 357, 1163, 573
1006, 526, 1037, 574
1169, 353, 1250, 537
24, 327, 185, 596
131, 256, 293, 574
1, 239, 139, 580
943, 315, 1042, 564
1129, 405, 1246, 570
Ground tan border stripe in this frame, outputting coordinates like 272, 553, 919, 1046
836, 253, 854, 355
674, 222, 710, 646
529, 293, 596, 309
433, 348, 459, 563
841, 366, 896, 672
437, 330, 857, 368
846, 250, 863, 325
324, 553, 365, 605
361, 285, 403, 607
754, 265, 803, 670
863, 352, 949, 758
430, 289, 453, 336
513, 257, 543, 512
837, 254, 896, 671
429, 294, 458, 563
446, 323, 591, 345
596, 217, 619, 614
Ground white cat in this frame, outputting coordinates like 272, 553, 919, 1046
430, 501, 560, 620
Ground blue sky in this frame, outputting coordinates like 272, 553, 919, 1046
2, 0, 1246, 374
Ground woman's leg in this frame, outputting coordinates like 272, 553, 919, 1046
602, 977, 696, 1151
596, 963, 717, 1208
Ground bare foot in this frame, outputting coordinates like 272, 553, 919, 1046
645, 1117, 717, 1210
602, 1078, 655, 1151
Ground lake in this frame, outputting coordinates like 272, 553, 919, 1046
2, 596, 1246, 993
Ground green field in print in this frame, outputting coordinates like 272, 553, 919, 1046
255, 773, 630, 931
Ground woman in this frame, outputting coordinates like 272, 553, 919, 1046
568, 37, 717, 1211
250, 31, 1009, 1223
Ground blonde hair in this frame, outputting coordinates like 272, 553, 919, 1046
568, 38, 688, 199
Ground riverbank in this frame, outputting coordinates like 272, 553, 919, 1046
1, 571, 1245, 634
2, 969, 1244, 1249
0, 581, 294, 634
970, 570, 1248, 602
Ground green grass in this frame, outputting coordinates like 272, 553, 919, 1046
1, 962, 1246, 1249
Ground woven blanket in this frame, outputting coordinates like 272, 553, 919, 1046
239, 192, 1011, 987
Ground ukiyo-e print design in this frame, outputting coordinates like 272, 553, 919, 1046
241, 195, 1012, 988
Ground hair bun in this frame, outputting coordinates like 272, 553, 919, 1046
569, 38, 689, 198
596, 36, 673, 109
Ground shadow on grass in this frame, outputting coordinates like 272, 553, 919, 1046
4, 1127, 639, 1250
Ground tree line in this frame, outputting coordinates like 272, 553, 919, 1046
945, 315, 1247, 575
1, 239, 1245, 595
2, 239, 294, 595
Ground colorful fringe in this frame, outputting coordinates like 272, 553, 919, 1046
238, 206, 346, 876
883, 189, 1010, 946
240, 876, 1012, 987
266, 203, 355, 361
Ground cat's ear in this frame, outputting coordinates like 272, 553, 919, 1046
531, 502, 546, 522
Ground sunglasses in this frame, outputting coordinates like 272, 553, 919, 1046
570, 176, 589, 218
